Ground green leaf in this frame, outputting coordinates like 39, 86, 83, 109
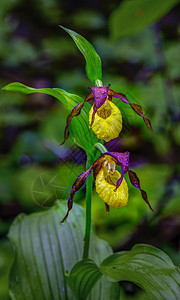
3, 82, 77, 109
3, 82, 98, 152
109, 0, 179, 40
66, 259, 102, 300
8, 202, 119, 300
100, 244, 180, 300
60, 26, 102, 83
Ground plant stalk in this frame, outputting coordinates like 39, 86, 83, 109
95, 79, 103, 87
94, 142, 108, 154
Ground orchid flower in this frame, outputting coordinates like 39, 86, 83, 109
61, 151, 154, 222
59, 85, 154, 145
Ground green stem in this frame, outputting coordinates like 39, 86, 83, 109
82, 143, 107, 259
94, 142, 108, 154
83, 154, 93, 260
95, 79, 103, 87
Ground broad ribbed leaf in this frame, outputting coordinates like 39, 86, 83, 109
8, 202, 119, 300
100, 244, 180, 300
66, 260, 102, 300
109, 0, 179, 40
3, 82, 98, 151
60, 26, 102, 83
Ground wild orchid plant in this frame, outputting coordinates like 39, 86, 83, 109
4, 27, 180, 300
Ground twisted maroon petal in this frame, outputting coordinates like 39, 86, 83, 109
61, 166, 93, 222
92, 156, 105, 179
128, 169, 154, 212
84, 90, 94, 102
108, 89, 154, 134
59, 89, 95, 146
59, 101, 85, 146
88, 85, 110, 108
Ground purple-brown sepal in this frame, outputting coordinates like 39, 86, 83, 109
108, 89, 154, 134
61, 167, 93, 222
59, 101, 85, 146
128, 169, 154, 212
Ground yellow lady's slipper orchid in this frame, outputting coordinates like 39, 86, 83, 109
59, 85, 154, 146
95, 168, 128, 209
61, 151, 154, 222
89, 100, 122, 142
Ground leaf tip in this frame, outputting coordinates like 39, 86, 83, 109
2, 84, 11, 91
59, 25, 65, 30
59, 25, 70, 34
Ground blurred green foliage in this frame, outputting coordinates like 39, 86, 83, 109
0, 0, 180, 298
109, 0, 179, 40
0, 239, 14, 300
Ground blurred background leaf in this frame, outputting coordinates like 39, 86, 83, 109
109, 0, 179, 40
0, 239, 14, 300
